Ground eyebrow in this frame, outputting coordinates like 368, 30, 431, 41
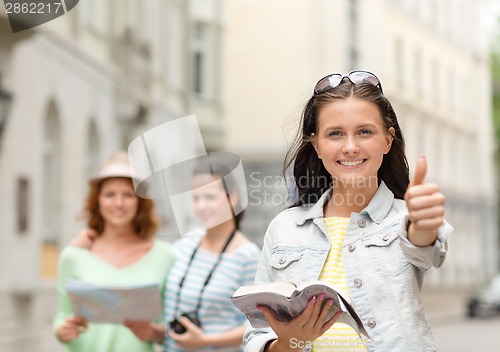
322, 123, 379, 131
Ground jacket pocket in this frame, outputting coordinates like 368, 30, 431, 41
270, 246, 305, 281
363, 228, 410, 276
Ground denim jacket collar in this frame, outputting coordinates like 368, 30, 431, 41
294, 181, 395, 225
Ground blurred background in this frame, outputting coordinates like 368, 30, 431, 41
0, 0, 499, 351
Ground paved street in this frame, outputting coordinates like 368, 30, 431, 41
432, 315, 500, 352
422, 289, 500, 352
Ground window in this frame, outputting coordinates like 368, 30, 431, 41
408, 0, 419, 19
460, 74, 469, 118
416, 121, 425, 158
414, 48, 422, 97
435, 125, 444, 182
87, 120, 99, 180
428, 0, 438, 28
431, 59, 440, 104
190, 20, 219, 101
17, 178, 29, 233
191, 22, 207, 97
193, 51, 203, 95
82, 0, 108, 32
163, 0, 184, 92
348, 0, 359, 70
140, 0, 154, 42
82, 0, 96, 27
394, 38, 404, 89
447, 68, 455, 112
41, 104, 61, 279
41, 243, 59, 279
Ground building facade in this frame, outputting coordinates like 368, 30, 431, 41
0, 0, 496, 350
0, 0, 222, 350
222, 0, 497, 289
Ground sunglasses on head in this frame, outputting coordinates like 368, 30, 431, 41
314, 70, 383, 94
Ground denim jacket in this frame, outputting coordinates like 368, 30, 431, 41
243, 182, 453, 352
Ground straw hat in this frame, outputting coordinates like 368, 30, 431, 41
89, 151, 139, 184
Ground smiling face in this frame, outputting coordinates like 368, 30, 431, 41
98, 178, 139, 230
191, 173, 235, 229
312, 97, 394, 189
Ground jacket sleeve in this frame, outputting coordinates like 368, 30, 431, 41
243, 220, 279, 352
398, 215, 453, 271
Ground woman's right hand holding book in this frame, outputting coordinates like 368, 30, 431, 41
258, 294, 343, 352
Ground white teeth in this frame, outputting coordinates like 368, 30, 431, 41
339, 160, 364, 166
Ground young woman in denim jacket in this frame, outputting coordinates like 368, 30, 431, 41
244, 71, 453, 352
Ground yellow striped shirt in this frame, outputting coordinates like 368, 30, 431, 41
313, 217, 368, 351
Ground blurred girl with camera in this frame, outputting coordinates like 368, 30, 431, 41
164, 156, 260, 351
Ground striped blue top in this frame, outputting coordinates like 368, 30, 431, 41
163, 231, 260, 352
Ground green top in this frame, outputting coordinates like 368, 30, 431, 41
53, 240, 176, 352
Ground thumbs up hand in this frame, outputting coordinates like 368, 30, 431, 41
404, 156, 445, 247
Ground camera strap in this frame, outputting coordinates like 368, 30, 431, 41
174, 226, 237, 318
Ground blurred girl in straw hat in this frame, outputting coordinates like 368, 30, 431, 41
53, 151, 175, 351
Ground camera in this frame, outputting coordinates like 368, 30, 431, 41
169, 311, 202, 334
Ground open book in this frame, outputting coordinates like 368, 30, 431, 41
66, 280, 162, 323
231, 281, 370, 338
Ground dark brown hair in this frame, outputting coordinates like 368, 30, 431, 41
283, 78, 409, 206
84, 177, 159, 239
